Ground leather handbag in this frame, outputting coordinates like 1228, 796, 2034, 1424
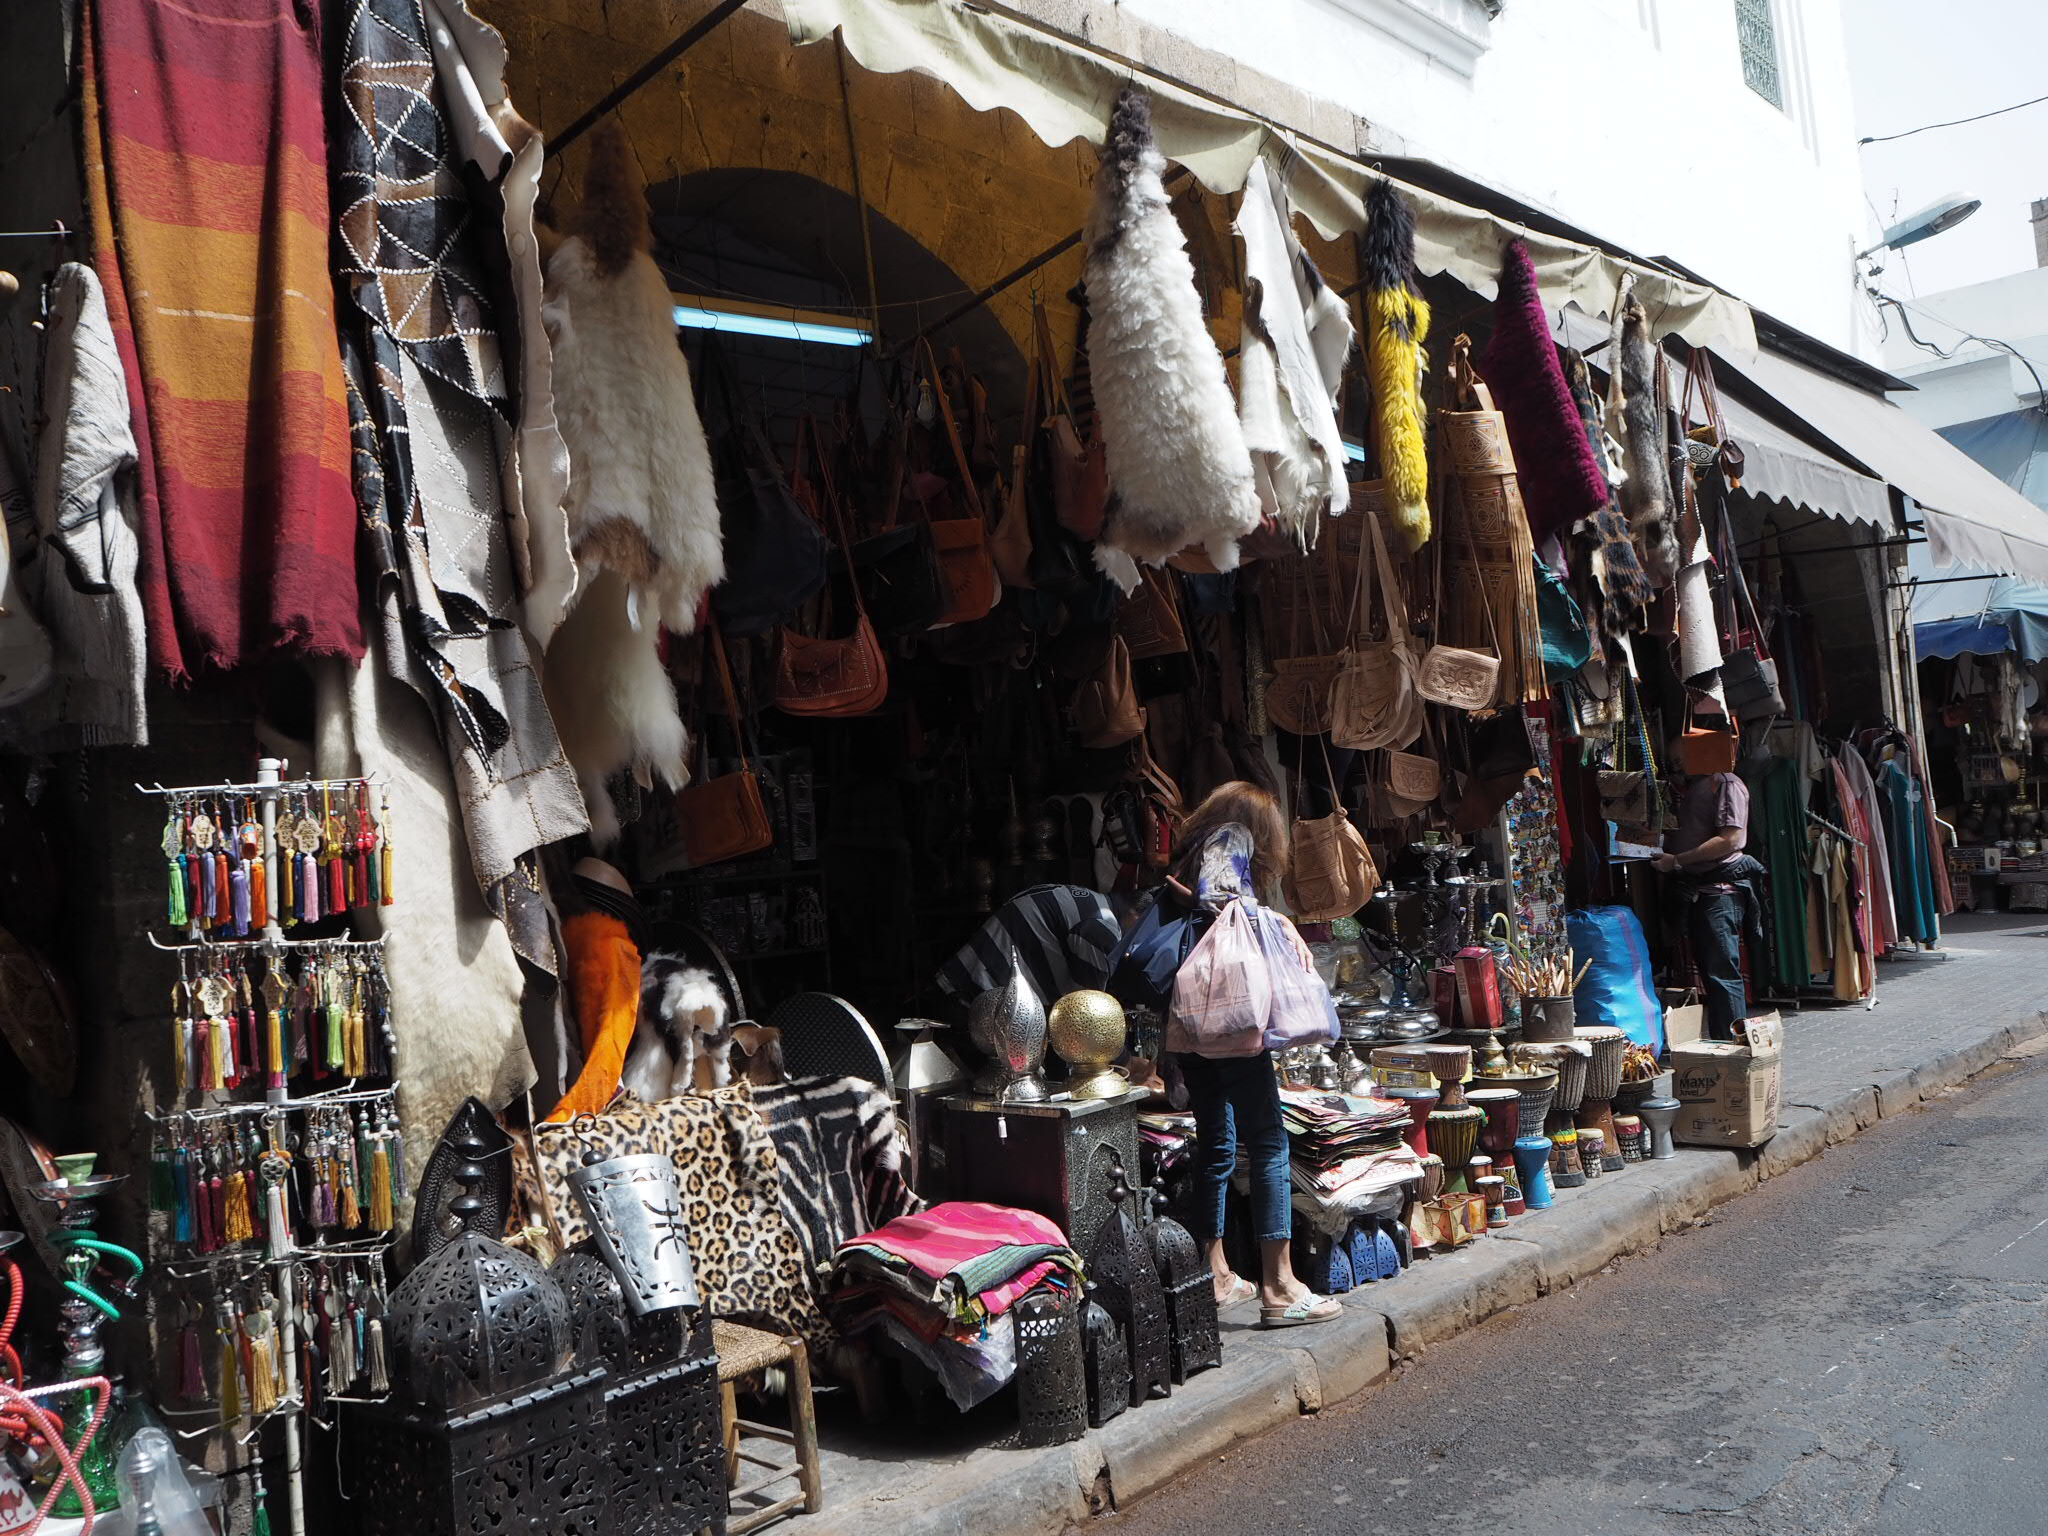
1117, 565, 1188, 659
1042, 302, 1109, 540
1264, 540, 1348, 736
1071, 634, 1146, 749
989, 313, 1044, 590
1677, 700, 1739, 776
677, 623, 776, 867
1717, 514, 1787, 722
1415, 345, 1504, 710
1331, 500, 1425, 750
774, 436, 889, 718
1598, 672, 1664, 837
913, 340, 1001, 628
1283, 744, 1377, 922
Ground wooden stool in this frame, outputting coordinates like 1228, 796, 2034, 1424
715, 1320, 823, 1534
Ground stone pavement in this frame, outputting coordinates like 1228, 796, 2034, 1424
769, 910, 2048, 1536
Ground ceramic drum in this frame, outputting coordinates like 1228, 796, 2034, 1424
1573, 1027, 1628, 1100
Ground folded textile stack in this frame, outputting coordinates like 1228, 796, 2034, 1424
829, 1201, 1084, 1410
1280, 1088, 1411, 1161
1281, 1088, 1424, 1234
1137, 1109, 1198, 1176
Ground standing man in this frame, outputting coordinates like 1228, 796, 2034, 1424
1652, 746, 1753, 1040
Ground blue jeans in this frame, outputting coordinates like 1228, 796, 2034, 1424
1176, 1051, 1291, 1244
1691, 889, 1749, 1040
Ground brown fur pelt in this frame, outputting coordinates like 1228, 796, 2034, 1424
1615, 299, 1680, 589
571, 121, 648, 278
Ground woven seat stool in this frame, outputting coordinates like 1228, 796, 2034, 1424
715, 1320, 823, 1535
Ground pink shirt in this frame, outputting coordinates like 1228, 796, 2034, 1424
1668, 773, 1749, 875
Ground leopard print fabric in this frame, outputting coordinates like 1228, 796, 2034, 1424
532, 1082, 830, 1353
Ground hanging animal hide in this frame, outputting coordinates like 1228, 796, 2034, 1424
1083, 87, 1259, 586
1363, 178, 1432, 552
1615, 299, 1680, 589
1481, 240, 1608, 546
546, 121, 724, 633
1235, 158, 1353, 539
541, 569, 689, 848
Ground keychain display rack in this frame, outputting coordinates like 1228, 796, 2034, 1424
136, 759, 405, 1536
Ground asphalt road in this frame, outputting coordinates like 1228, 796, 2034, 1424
1095, 1044, 2048, 1536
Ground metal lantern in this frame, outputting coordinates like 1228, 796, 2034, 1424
349, 1137, 607, 1536
550, 1245, 725, 1536
1013, 1286, 1088, 1447
1086, 1164, 1171, 1407
566, 1149, 699, 1316
967, 961, 1048, 1103
1047, 990, 1129, 1101
1081, 1291, 1130, 1429
387, 1145, 572, 1409
1146, 1206, 1221, 1384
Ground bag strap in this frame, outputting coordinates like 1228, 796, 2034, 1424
810, 424, 871, 619
1364, 502, 1410, 641
707, 620, 755, 776
916, 337, 987, 524
1033, 297, 1073, 420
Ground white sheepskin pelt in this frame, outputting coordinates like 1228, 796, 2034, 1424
540, 568, 689, 849
544, 123, 723, 637
1083, 87, 1260, 584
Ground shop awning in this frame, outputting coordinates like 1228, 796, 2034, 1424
1712, 346, 2048, 583
785, 0, 1756, 354
1912, 575, 2048, 663
1551, 307, 1889, 527
1915, 616, 2016, 661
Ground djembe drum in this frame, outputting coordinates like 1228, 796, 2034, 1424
1426, 1044, 1472, 1109
1426, 1105, 1486, 1193
1573, 1027, 1628, 1172
1387, 1086, 1440, 1159
1468, 1088, 1521, 1164
1547, 1126, 1587, 1189
1514, 1043, 1587, 1135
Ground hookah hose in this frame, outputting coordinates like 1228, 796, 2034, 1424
0, 1258, 19, 1386
0, 1375, 111, 1533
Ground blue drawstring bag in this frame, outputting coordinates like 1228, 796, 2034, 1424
1109, 893, 1205, 1008
1568, 905, 1663, 1052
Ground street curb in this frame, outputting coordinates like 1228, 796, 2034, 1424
803, 1008, 2044, 1536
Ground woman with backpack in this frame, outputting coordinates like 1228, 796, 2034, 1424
1154, 782, 1341, 1328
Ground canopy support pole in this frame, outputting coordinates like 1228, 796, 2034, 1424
550, 0, 752, 157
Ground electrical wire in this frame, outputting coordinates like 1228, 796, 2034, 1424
1858, 91, 2048, 145
1869, 287, 2048, 407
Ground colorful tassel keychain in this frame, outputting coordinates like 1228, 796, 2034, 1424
224, 1157, 254, 1246
360, 783, 381, 907
323, 787, 346, 915
245, 1305, 279, 1416
218, 1302, 243, 1425
379, 790, 394, 906
178, 1305, 206, 1402
264, 959, 288, 1092
150, 1132, 174, 1213
278, 812, 295, 927
324, 971, 345, 1075
261, 1152, 292, 1262
190, 809, 214, 926
172, 1143, 195, 1245
164, 807, 189, 928
251, 1471, 273, 1536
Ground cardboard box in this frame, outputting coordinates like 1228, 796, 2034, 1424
1670, 1012, 1782, 1148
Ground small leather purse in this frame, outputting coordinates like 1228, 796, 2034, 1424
677, 623, 775, 868
1071, 634, 1146, 749
774, 437, 889, 718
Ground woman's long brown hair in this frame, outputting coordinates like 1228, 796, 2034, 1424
1177, 781, 1290, 898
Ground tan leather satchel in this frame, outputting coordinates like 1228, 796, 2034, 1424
678, 624, 777, 867
1071, 635, 1146, 749
1415, 341, 1504, 710
1330, 499, 1424, 750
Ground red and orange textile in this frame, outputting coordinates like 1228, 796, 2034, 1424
82, 0, 362, 678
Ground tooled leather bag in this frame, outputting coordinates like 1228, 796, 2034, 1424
677, 622, 776, 867
774, 433, 889, 718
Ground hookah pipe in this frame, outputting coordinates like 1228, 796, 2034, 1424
0, 1375, 114, 1533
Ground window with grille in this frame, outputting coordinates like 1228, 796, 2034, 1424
1736, 0, 1782, 108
